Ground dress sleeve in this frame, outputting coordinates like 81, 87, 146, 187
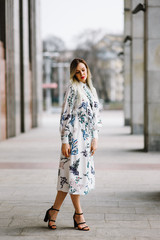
92, 88, 102, 139
60, 85, 77, 144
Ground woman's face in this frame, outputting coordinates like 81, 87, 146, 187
75, 62, 87, 83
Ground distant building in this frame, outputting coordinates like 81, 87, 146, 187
72, 32, 124, 103
0, 0, 42, 141
95, 34, 124, 102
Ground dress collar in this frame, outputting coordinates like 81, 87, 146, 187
79, 81, 86, 87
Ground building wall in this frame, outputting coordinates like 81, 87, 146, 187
0, 0, 42, 142
124, 0, 160, 151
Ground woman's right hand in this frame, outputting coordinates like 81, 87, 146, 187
62, 143, 71, 158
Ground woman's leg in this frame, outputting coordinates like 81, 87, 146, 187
53, 190, 68, 210
70, 194, 82, 213
70, 194, 89, 230
48, 191, 67, 227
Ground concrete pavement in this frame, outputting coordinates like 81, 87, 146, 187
0, 110, 160, 240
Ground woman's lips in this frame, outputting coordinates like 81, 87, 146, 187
81, 76, 85, 79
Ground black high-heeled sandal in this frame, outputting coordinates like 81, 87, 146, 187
44, 206, 59, 230
73, 212, 90, 231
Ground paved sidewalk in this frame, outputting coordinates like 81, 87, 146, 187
0, 110, 160, 240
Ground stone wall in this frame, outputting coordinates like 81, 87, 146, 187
0, 0, 42, 141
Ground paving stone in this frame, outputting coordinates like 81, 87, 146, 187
105, 213, 148, 221
0, 111, 160, 239
147, 215, 160, 221
0, 218, 12, 227
104, 220, 150, 229
136, 238, 160, 240
135, 207, 160, 215
96, 227, 160, 238
0, 226, 23, 236
148, 220, 160, 229
0, 237, 57, 240
57, 236, 136, 240
103, 207, 136, 214
119, 201, 157, 208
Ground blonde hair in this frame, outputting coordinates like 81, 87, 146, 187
70, 58, 97, 102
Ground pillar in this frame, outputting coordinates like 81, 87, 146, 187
30, 0, 42, 127
144, 0, 160, 150
124, 0, 132, 126
19, 0, 32, 132
0, 42, 6, 141
5, 0, 21, 137
0, 0, 6, 141
131, 0, 144, 134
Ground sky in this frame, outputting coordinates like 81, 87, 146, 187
40, 0, 124, 49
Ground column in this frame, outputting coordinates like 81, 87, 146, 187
124, 0, 132, 126
30, 0, 42, 127
19, 0, 32, 132
0, 42, 6, 141
131, 0, 144, 134
0, 0, 6, 141
5, 0, 21, 137
144, 0, 160, 151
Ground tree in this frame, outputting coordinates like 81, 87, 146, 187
43, 35, 66, 52
72, 29, 123, 102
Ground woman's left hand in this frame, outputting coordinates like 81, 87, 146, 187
90, 138, 98, 156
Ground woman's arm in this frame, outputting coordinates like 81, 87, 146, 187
90, 138, 98, 156
62, 143, 71, 158
60, 85, 77, 157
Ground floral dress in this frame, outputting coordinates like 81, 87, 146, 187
57, 82, 101, 195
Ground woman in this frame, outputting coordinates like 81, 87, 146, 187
44, 58, 101, 231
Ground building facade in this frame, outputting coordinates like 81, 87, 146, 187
124, 0, 160, 151
0, 0, 42, 141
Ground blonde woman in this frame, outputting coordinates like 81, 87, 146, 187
44, 58, 101, 231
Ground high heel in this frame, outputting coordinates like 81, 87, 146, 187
44, 206, 59, 230
73, 212, 90, 231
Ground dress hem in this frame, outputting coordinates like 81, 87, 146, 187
56, 187, 95, 196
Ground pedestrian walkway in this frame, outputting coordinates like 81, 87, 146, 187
0, 110, 160, 240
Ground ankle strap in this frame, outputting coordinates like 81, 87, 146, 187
75, 212, 83, 215
51, 207, 59, 211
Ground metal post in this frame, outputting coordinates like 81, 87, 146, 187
44, 57, 52, 110
58, 64, 63, 107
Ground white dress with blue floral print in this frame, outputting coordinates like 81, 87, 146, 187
57, 82, 101, 195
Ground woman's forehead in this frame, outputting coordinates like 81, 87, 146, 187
76, 62, 86, 70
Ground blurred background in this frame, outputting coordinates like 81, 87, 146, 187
1, 2, 160, 238
0, 0, 124, 143
41, 0, 124, 111
0, 0, 160, 151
